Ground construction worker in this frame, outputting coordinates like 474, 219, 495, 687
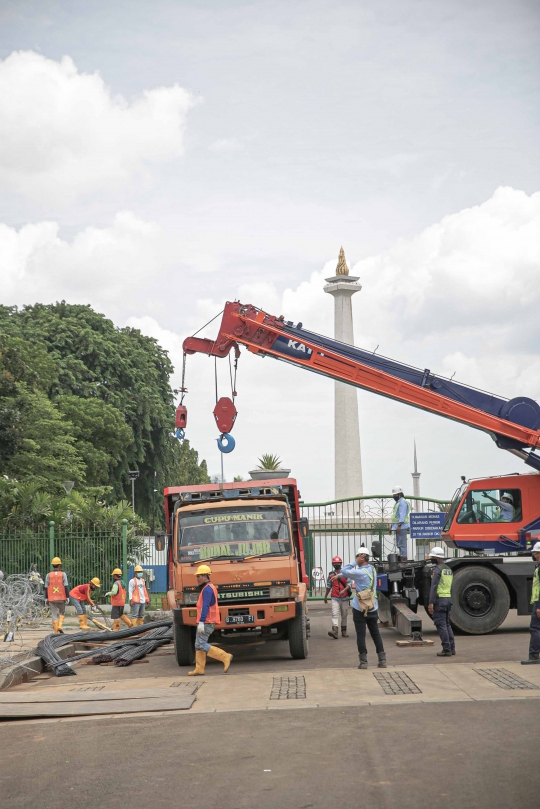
390, 486, 410, 561
129, 565, 149, 625
188, 564, 233, 676
427, 547, 455, 657
340, 547, 387, 669
522, 541, 540, 665
482, 491, 515, 522
69, 578, 101, 630
105, 569, 132, 630
324, 556, 351, 638
44, 557, 69, 634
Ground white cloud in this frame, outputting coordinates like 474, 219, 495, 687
209, 138, 243, 152
0, 51, 196, 202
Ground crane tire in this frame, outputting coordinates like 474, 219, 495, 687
450, 566, 510, 635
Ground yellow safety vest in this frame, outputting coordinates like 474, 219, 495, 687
436, 564, 453, 598
531, 567, 539, 605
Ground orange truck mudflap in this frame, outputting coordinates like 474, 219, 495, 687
180, 600, 298, 628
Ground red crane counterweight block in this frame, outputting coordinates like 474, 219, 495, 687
213, 397, 237, 434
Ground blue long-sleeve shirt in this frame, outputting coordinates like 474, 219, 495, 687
391, 497, 410, 530
340, 563, 378, 612
199, 583, 217, 622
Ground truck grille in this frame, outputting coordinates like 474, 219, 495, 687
217, 587, 270, 602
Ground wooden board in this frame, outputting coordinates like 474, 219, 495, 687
0, 686, 199, 703
395, 640, 434, 647
0, 695, 196, 718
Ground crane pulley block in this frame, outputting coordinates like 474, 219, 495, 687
213, 397, 237, 434
175, 405, 188, 430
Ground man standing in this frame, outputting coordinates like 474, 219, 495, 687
106, 568, 133, 630
69, 578, 100, 630
522, 541, 540, 665
129, 565, 150, 626
390, 487, 410, 561
44, 557, 69, 634
188, 564, 232, 676
427, 547, 455, 657
324, 556, 351, 638
340, 547, 386, 669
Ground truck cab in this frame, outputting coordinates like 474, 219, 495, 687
164, 479, 310, 666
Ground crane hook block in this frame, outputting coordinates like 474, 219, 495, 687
175, 405, 188, 430
213, 397, 237, 434
175, 428, 185, 441
217, 433, 236, 453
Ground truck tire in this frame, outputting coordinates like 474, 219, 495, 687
450, 566, 510, 635
174, 622, 195, 666
288, 602, 309, 659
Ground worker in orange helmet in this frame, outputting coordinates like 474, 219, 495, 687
44, 557, 69, 634
188, 564, 233, 676
106, 569, 132, 630
69, 578, 100, 631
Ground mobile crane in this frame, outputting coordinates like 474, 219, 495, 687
181, 301, 540, 635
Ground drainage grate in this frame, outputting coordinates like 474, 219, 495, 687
69, 686, 105, 692
475, 668, 538, 691
270, 676, 306, 700
373, 671, 422, 695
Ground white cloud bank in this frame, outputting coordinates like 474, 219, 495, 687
0, 51, 195, 202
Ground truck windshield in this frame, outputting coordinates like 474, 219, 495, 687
443, 482, 468, 531
177, 506, 291, 563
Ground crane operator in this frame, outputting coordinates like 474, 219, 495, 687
482, 491, 515, 522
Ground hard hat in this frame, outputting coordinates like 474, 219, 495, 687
429, 547, 445, 559
356, 547, 370, 556
112, 568, 122, 576
332, 556, 343, 564
90, 577, 101, 587
392, 486, 403, 495
501, 492, 514, 502
134, 565, 143, 573
532, 541, 540, 553
51, 557, 62, 566
195, 564, 212, 575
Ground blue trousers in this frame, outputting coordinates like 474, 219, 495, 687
433, 603, 455, 652
195, 623, 215, 653
529, 608, 540, 656
395, 528, 408, 557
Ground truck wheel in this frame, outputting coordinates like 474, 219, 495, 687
289, 602, 309, 659
451, 566, 510, 635
174, 622, 195, 666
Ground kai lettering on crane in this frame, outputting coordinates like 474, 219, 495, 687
287, 340, 312, 355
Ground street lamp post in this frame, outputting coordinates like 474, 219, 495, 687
128, 470, 140, 514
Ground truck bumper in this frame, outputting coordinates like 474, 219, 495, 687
180, 600, 298, 628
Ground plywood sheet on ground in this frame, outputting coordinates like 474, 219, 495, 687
0, 685, 198, 703
0, 694, 196, 718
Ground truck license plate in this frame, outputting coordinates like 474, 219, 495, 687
225, 615, 255, 625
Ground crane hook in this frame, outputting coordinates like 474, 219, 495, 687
217, 433, 236, 453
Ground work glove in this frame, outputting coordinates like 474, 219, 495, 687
197, 622, 205, 634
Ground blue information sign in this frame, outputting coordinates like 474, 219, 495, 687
409, 512, 446, 540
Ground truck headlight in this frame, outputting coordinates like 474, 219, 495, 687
269, 585, 290, 598
184, 591, 199, 604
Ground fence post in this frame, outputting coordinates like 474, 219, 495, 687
49, 521, 55, 570
122, 519, 128, 581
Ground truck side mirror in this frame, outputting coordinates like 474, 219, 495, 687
299, 517, 309, 539
372, 540, 381, 559
154, 531, 166, 552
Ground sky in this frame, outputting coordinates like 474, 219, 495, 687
1, 0, 539, 502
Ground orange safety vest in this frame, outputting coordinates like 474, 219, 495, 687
70, 583, 92, 602
196, 582, 220, 624
47, 570, 67, 601
111, 581, 126, 606
130, 578, 149, 604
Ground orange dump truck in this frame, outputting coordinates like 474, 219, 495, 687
164, 479, 310, 666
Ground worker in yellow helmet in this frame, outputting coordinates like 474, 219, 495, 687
44, 557, 69, 634
69, 578, 101, 631
188, 564, 232, 676
129, 565, 149, 626
105, 569, 132, 630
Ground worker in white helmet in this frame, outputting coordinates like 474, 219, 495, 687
427, 547, 455, 657
390, 486, 410, 561
339, 547, 386, 669
522, 541, 540, 664
481, 491, 515, 522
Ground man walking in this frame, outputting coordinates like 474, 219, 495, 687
188, 564, 232, 675
390, 487, 410, 561
324, 556, 351, 638
129, 565, 150, 626
106, 568, 133, 630
44, 557, 69, 634
522, 541, 540, 665
340, 547, 386, 669
427, 547, 455, 657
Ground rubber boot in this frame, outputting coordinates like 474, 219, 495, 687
521, 653, 540, 665
138, 617, 145, 626
58, 614, 65, 634
188, 650, 207, 676
341, 626, 349, 638
451, 648, 456, 655
328, 626, 339, 639
52, 620, 59, 634
113, 619, 121, 631
377, 652, 387, 668
207, 645, 233, 673
78, 614, 91, 631
358, 653, 368, 670
437, 650, 452, 657
120, 614, 133, 628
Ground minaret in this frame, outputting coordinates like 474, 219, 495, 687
411, 440, 421, 510
324, 247, 363, 504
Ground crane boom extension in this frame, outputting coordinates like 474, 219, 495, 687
183, 301, 540, 471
